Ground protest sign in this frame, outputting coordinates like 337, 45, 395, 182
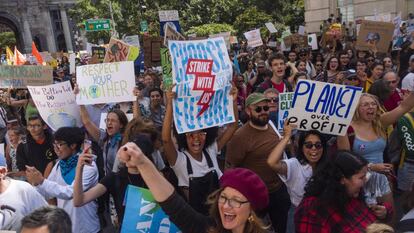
91, 47, 106, 63
288, 80, 362, 136
308, 34, 318, 50
104, 38, 139, 63
265, 22, 278, 33
28, 81, 81, 131
356, 20, 394, 53
159, 10, 181, 37
278, 92, 294, 132
123, 35, 140, 48
39, 52, 54, 62
69, 53, 76, 74
284, 34, 308, 49
164, 24, 186, 47
209, 32, 231, 50
168, 37, 235, 134
0, 65, 52, 88
229, 36, 238, 44
298, 25, 306, 35
121, 185, 181, 233
76, 61, 135, 105
244, 29, 263, 48
160, 48, 173, 90
144, 35, 162, 67
99, 113, 133, 129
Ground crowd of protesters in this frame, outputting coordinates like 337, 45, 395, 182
1, 16, 414, 233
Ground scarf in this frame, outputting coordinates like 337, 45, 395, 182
109, 132, 122, 148
59, 153, 79, 185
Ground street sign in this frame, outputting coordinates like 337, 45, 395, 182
85, 19, 111, 32
140, 20, 148, 32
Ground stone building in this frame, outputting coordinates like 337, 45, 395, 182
0, 0, 76, 53
305, 0, 414, 33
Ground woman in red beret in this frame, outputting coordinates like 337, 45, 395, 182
118, 142, 270, 233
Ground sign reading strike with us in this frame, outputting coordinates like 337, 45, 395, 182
76, 61, 135, 105
168, 38, 234, 134
288, 80, 362, 136
28, 81, 81, 131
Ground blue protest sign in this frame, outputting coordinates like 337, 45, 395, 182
121, 185, 181, 233
288, 80, 363, 136
160, 21, 181, 37
168, 38, 235, 134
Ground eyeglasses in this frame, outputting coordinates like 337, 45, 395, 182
360, 102, 378, 108
303, 142, 323, 149
218, 195, 249, 208
186, 132, 207, 138
254, 106, 270, 113
53, 142, 67, 149
269, 97, 279, 103
27, 124, 42, 129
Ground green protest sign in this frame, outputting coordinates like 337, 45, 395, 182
140, 20, 148, 32
160, 48, 173, 90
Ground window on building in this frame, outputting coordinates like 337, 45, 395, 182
337, 0, 354, 23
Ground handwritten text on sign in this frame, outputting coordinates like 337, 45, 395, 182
28, 81, 81, 131
278, 92, 294, 132
76, 61, 135, 105
0, 65, 53, 88
168, 38, 234, 133
121, 185, 181, 233
288, 80, 362, 136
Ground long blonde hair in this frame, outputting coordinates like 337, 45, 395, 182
206, 188, 268, 233
353, 93, 386, 138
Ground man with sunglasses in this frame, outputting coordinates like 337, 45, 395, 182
226, 92, 291, 233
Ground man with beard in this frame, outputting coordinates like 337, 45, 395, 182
226, 92, 291, 233
148, 88, 165, 131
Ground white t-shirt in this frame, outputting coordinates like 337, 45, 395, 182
0, 179, 47, 231
172, 142, 223, 187
278, 158, 312, 207
402, 73, 414, 92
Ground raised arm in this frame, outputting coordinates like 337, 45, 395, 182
380, 91, 414, 128
217, 85, 239, 151
132, 87, 142, 119
79, 105, 100, 142
161, 89, 178, 166
267, 121, 294, 176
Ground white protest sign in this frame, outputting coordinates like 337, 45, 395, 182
308, 33, 318, 50
168, 37, 234, 134
76, 61, 135, 105
209, 32, 231, 50
28, 81, 81, 131
159, 10, 179, 22
123, 35, 140, 48
244, 29, 263, 48
99, 113, 133, 130
288, 80, 363, 136
278, 92, 294, 132
0, 143, 4, 156
69, 53, 76, 74
298, 25, 306, 35
265, 22, 278, 33
393, 14, 402, 37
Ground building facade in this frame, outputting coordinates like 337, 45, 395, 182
0, 0, 76, 53
305, 0, 413, 33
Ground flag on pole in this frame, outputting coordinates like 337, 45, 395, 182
32, 42, 43, 65
5, 46, 14, 65
14, 46, 26, 65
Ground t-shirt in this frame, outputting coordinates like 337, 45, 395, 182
278, 158, 312, 207
226, 123, 282, 192
402, 72, 414, 92
363, 172, 391, 205
172, 142, 223, 187
383, 89, 402, 112
272, 80, 287, 93
99, 171, 147, 224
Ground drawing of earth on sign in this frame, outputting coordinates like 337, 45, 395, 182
47, 112, 77, 130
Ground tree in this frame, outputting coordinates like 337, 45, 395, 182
0, 31, 16, 52
186, 23, 235, 37
233, 7, 272, 37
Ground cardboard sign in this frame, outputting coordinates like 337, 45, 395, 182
265, 22, 278, 33
160, 48, 173, 90
164, 24, 186, 47
298, 25, 306, 35
209, 32, 231, 50
0, 65, 53, 88
123, 35, 140, 48
104, 38, 139, 63
288, 80, 363, 136
28, 81, 81, 131
284, 34, 308, 49
99, 113, 133, 129
91, 47, 106, 63
356, 20, 394, 53
121, 185, 181, 233
76, 61, 136, 105
278, 92, 294, 132
168, 38, 235, 134
308, 34, 318, 50
244, 29, 263, 48
229, 36, 238, 44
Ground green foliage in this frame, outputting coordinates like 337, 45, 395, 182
233, 7, 272, 37
186, 24, 235, 37
0, 31, 16, 52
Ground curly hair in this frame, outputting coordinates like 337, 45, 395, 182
304, 150, 368, 214
296, 130, 328, 167
174, 126, 218, 152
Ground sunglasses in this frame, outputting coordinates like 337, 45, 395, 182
254, 106, 270, 113
303, 142, 323, 149
299, 53, 307, 57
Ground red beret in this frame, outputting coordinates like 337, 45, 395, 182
219, 168, 269, 211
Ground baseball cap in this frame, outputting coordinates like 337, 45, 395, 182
245, 92, 269, 107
